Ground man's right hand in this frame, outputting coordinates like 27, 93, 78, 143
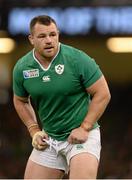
32, 131, 49, 150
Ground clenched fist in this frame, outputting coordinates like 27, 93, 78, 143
32, 131, 49, 150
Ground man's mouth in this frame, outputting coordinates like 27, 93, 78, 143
44, 46, 54, 50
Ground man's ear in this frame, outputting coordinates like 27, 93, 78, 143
28, 34, 34, 45
57, 30, 60, 35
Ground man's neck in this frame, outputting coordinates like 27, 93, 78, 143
34, 51, 53, 69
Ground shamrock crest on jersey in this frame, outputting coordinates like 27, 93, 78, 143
55, 64, 64, 75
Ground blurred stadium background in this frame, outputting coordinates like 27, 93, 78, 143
0, 0, 132, 178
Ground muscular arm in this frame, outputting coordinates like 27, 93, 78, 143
81, 75, 111, 130
68, 75, 111, 144
13, 94, 41, 137
13, 94, 49, 150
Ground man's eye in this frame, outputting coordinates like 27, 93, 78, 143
50, 34, 56, 36
38, 36, 45, 38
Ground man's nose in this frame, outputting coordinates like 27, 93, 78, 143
45, 36, 52, 43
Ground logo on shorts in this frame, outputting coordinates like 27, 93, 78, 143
76, 144, 84, 150
23, 69, 39, 79
55, 64, 64, 74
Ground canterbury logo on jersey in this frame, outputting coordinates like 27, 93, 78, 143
42, 75, 51, 82
55, 64, 64, 74
23, 69, 39, 79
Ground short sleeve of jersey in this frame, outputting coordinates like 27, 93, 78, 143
77, 51, 102, 88
13, 64, 29, 97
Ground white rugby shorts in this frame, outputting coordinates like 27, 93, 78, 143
29, 127, 101, 173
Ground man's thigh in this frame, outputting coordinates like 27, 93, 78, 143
69, 152, 98, 179
67, 128, 101, 179
24, 159, 64, 179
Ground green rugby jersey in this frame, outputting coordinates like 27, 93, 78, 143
13, 43, 102, 141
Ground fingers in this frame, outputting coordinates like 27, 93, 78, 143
33, 142, 48, 150
32, 138, 49, 150
37, 144, 47, 150
68, 136, 85, 144
32, 131, 49, 150
68, 127, 88, 144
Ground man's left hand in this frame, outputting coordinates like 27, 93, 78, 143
67, 127, 89, 144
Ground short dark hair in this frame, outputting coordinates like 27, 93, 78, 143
30, 15, 57, 33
